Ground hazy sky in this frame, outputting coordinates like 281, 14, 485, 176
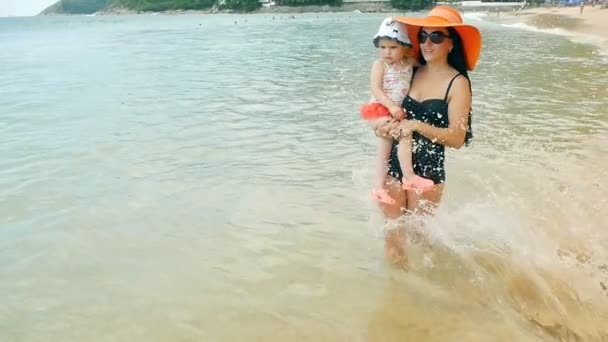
0, 0, 58, 17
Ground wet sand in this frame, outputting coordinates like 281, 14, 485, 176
515, 6, 608, 39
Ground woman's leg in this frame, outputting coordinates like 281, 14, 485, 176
406, 183, 444, 214
405, 184, 444, 246
379, 176, 409, 268
380, 183, 444, 269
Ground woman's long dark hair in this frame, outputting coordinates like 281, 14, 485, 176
418, 27, 473, 146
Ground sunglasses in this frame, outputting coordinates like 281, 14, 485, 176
418, 30, 451, 44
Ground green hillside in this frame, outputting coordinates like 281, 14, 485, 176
40, 0, 240, 14
40, 0, 432, 15
41, 0, 113, 14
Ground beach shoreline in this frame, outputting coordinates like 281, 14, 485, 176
505, 6, 608, 40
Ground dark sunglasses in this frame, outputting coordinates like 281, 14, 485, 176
418, 30, 451, 44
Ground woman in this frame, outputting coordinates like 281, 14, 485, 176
371, 6, 483, 267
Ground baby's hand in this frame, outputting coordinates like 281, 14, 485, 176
389, 105, 405, 120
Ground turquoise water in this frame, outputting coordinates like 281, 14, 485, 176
1, 12, 607, 341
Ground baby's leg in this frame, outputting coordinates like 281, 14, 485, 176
397, 134, 434, 192
374, 138, 392, 189
371, 137, 395, 204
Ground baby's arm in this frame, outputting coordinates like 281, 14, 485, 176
370, 60, 404, 119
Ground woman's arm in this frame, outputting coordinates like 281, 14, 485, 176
403, 76, 471, 149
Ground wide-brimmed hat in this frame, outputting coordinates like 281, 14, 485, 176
373, 17, 412, 48
395, 6, 482, 70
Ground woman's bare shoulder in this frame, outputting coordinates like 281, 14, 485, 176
450, 73, 471, 90
447, 74, 472, 102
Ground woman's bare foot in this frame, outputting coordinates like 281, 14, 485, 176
386, 246, 409, 270
385, 229, 408, 270
402, 174, 434, 193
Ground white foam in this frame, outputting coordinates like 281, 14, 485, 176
501, 22, 608, 57
463, 12, 489, 21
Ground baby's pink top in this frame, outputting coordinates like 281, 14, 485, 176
371, 61, 413, 106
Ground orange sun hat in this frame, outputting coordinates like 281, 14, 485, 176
395, 6, 482, 71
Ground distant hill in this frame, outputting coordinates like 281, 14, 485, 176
40, 0, 217, 15
40, 0, 113, 14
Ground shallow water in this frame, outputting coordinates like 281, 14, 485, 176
0, 12, 607, 341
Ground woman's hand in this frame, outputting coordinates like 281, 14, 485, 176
395, 120, 419, 139
373, 118, 400, 138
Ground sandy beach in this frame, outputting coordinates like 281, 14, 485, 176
513, 5, 608, 39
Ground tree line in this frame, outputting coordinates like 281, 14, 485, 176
54, 0, 437, 14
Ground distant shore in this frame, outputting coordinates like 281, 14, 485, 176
506, 6, 608, 39
43, 3, 396, 16
37, 0, 608, 44
41, 2, 528, 16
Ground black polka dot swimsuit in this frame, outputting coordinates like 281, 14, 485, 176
388, 73, 464, 184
